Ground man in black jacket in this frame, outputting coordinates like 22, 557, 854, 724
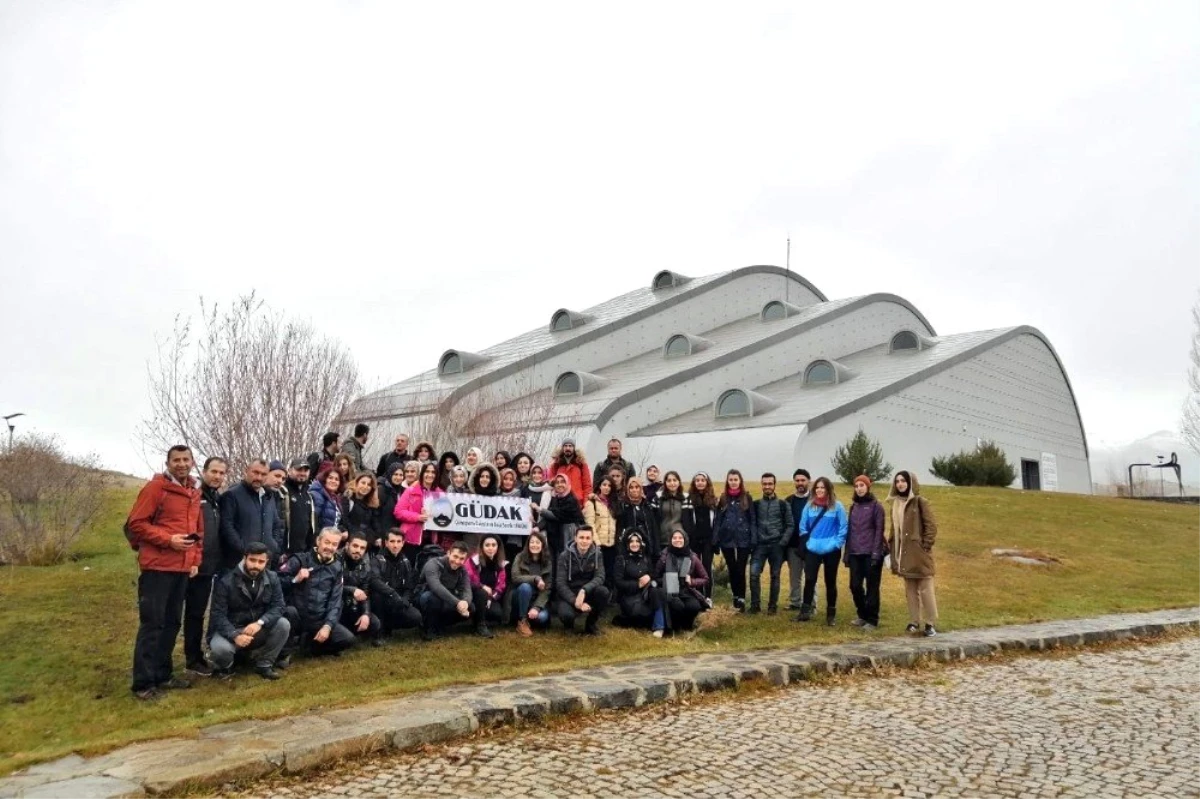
208, 542, 290, 680
184, 456, 227, 676
373, 530, 423, 634
340, 423, 370, 475
591, 438, 637, 490
555, 525, 610, 635
278, 527, 356, 656
750, 472, 794, 615
283, 458, 316, 555
785, 469, 812, 611
306, 432, 340, 476
340, 533, 383, 645
417, 541, 473, 640
375, 434, 411, 478
220, 459, 286, 569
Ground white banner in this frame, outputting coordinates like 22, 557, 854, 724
422, 494, 534, 536
1040, 452, 1058, 492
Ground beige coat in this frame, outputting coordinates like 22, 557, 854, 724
886, 473, 938, 579
583, 496, 617, 548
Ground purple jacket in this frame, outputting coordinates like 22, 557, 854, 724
845, 496, 886, 562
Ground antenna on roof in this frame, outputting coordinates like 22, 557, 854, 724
785, 233, 791, 304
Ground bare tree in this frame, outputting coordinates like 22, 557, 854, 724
1183, 293, 1200, 454
0, 433, 111, 565
137, 293, 361, 473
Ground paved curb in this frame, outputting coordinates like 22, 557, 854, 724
3, 608, 1196, 798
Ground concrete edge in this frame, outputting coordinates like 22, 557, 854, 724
4, 609, 1196, 798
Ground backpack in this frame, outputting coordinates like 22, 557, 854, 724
414, 543, 447, 581
123, 491, 165, 551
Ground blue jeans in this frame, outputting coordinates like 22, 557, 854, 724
749, 543, 786, 610
514, 582, 550, 626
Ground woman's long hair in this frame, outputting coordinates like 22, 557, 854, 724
811, 476, 837, 507
719, 469, 750, 511
688, 473, 717, 509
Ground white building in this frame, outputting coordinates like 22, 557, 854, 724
339, 266, 1092, 493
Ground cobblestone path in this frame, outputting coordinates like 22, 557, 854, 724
230, 638, 1200, 798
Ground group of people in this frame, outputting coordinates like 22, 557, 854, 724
124, 427, 940, 701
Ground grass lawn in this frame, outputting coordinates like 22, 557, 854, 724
1, 483, 1196, 774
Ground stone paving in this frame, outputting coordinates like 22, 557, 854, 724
230, 637, 1200, 799
1, 608, 1196, 798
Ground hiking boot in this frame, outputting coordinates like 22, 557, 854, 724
158, 677, 192, 691
186, 661, 213, 677
767, 606, 778, 616
923, 624, 938, 637
795, 605, 814, 622
825, 608, 837, 627
133, 687, 162, 702
516, 619, 533, 637
274, 655, 292, 671
906, 623, 920, 635
476, 623, 495, 639
747, 605, 761, 615
255, 666, 282, 681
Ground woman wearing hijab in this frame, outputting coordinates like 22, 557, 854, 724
616, 478, 659, 551
652, 471, 686, 552
584, 476, 619, 589
681, 472, 717, 598
715, 469, 756, 612
493, 451, 512, 473
656, 529, 710, 633
497, 467, 526, 564
378, 462, 408, 541
436, 465, 471, 550
613, 532, 666, 637
887, 470, 939, 637
845, 475, 887, 629
463, 447, 484, 476
537, 472, 585, 557
464, 534, 507, 638
437, 451, 461, 489
796, 476, 849, 625
466, 464, 500, 552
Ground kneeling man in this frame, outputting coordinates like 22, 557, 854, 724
556, 525, 610, 635
417, 541, 473, 640
208, 542, 290, 680
279, 527, 356, 656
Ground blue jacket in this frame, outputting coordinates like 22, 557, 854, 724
219, 482, 286, 568
798, 501, 848, 556
714, 498, 756, 549
310, 482, 342, 531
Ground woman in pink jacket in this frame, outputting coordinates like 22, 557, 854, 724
394, 462, 444, 563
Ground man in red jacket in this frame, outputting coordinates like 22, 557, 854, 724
546, 437, 592, 505
127, 444, 203, 701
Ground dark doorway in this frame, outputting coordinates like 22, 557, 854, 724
1021, 459, 1041, 491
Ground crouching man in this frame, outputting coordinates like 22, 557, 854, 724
341, 533, 384, 646
556, 525, 610, 635
208, 542, 290, 680
278, 527, 356, 657
373, 530, 424, 635
417, 541, 473, 640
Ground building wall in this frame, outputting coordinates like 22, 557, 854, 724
616, 425, 809, 481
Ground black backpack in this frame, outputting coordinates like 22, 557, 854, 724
414, 543, 447, 581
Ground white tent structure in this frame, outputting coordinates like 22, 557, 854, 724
338, 266, 1091, 493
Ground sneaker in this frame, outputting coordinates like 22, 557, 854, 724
905, 623, 920, 635
863, 622, 878, 630
185, 661, 213, 677
923, 624, 938, 637
747, 605, 761, 615
733, 597, 746, 612
825, 614, 837, 627
516, 619, 533, 637
767, 607, 778, 616
274, 655, 292, 671
158, 677, 192, 691
850, 618, 867, 628
476, 624, 495, 639
213, 668, 235, 681
255, 666, 282, 681
133, 687, 162, 702
651, 629, 664, 639
795, 606, 814, 622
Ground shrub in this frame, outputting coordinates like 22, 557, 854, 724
930, 440, 1017, 487
0, 434, 110, 565
830, 427, 893, 484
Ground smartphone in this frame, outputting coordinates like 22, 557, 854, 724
185, 534, 201, 543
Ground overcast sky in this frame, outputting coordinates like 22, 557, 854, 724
1, 1, 1197, 476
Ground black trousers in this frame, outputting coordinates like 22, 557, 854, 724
340, 607, 382, 639
720, 547, 750, 602
664, 593, 705, 632
847, 554, 884, 625
418, 591, 474, 633
283, 606, 356, 656
378, 596, 423, 632
802, 550, 841, 612
616, 587, 662, 628
694, 540, 715, 598
182, 573, 215, 666
600, 545, 618, 590
131, 570, 189, 692
471, 585, 506, 626
557, 585, 611, 631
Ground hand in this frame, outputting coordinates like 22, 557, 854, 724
243, 621, 263, 637
295, 568, 311, 583
575, 591, 587, 611
234, 633, 254, 648
169, 534, 195, 551
684, 575, 692, 585
314, 625, 331, 643
456, 600, 470, 617
528, 607, 541, 620
536, 578, 546, 591
638, 575, 651, 588
419, 510, 431, 521
482, 585, 494, 597
374, 538, 382, 549
356, 614, 370, 632
189, 566, 199, 578
580, 603, 592, 614
353, 588, 368, 603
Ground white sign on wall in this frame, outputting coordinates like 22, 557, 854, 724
1040, 452, 1058, 492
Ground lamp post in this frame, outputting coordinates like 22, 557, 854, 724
3, 413, 25, 453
